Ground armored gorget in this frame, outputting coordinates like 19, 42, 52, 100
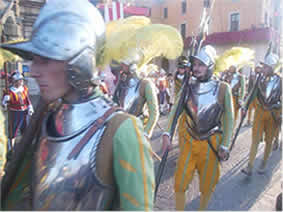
184, 79, 223, 140
257, 74, 282, 110
32, 96, 118, 210
114, 77, 141, 114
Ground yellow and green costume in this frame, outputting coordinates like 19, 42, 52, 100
247, 72, 257, 124
233, 74, 245, 123
3, 92, 155, 210
243, 73, 281, 172
134, 79, 159, 138
174, 73, 184, 98
166, 81, 234, 210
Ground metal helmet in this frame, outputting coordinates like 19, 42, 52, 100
191, 45, 216, 67
11, 72, 24, 81
191, 45, 217, 81
1, 0, 106, 96
177, 56, 191, 68
261, 52, 279, 69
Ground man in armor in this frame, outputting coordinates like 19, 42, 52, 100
162, 45, 234, 210
113, 53, 159, 139
221, 65, 246, 124
174, 56, 191, 96
241, 52, 281, 176
1, 72, 33, 157
1, 0, 154, 210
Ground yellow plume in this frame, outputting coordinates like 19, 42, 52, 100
214, 47, 254, 73
0, 49, 21, 69
101, 16, 151, 66
120, 24, 183, 69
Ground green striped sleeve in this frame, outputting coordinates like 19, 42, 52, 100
113, 116, 154, 211
166, 88, 183, 135
222, 83, 234, 147
144, 81, 159, 138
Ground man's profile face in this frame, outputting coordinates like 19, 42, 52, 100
31, 55, 72, 103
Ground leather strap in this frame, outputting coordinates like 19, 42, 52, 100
207, 137, 221, 162
67, 107, 120, 160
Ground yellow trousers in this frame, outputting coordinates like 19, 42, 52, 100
247, 100, 257, 123
174, 131, 221, 210
248, 106, 281, 169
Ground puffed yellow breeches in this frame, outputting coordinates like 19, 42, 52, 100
248, 106, 281, 168
247, 100, 257, 123
174, 133, 221, 195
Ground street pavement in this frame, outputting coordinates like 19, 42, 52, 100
151, 115, 282, 211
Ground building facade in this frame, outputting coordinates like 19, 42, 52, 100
19, 0, 45, 38
0, 0, 22, 41
1, 0, 281, 71
143, 0, 282, 71
0, 0, 45, 41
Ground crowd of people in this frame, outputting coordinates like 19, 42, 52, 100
0, 0, 281, 210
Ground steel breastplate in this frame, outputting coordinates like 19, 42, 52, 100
117, 78, 141, 114
32, 97, 117, 210
185, 79, 223, 140
258, 74, 281, 110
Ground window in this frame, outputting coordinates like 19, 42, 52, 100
181, 0, 187, 14
181, 23, 186, 38
204, 0, 210, 8
164, 7, 168, 19
230, 13, 239, 31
